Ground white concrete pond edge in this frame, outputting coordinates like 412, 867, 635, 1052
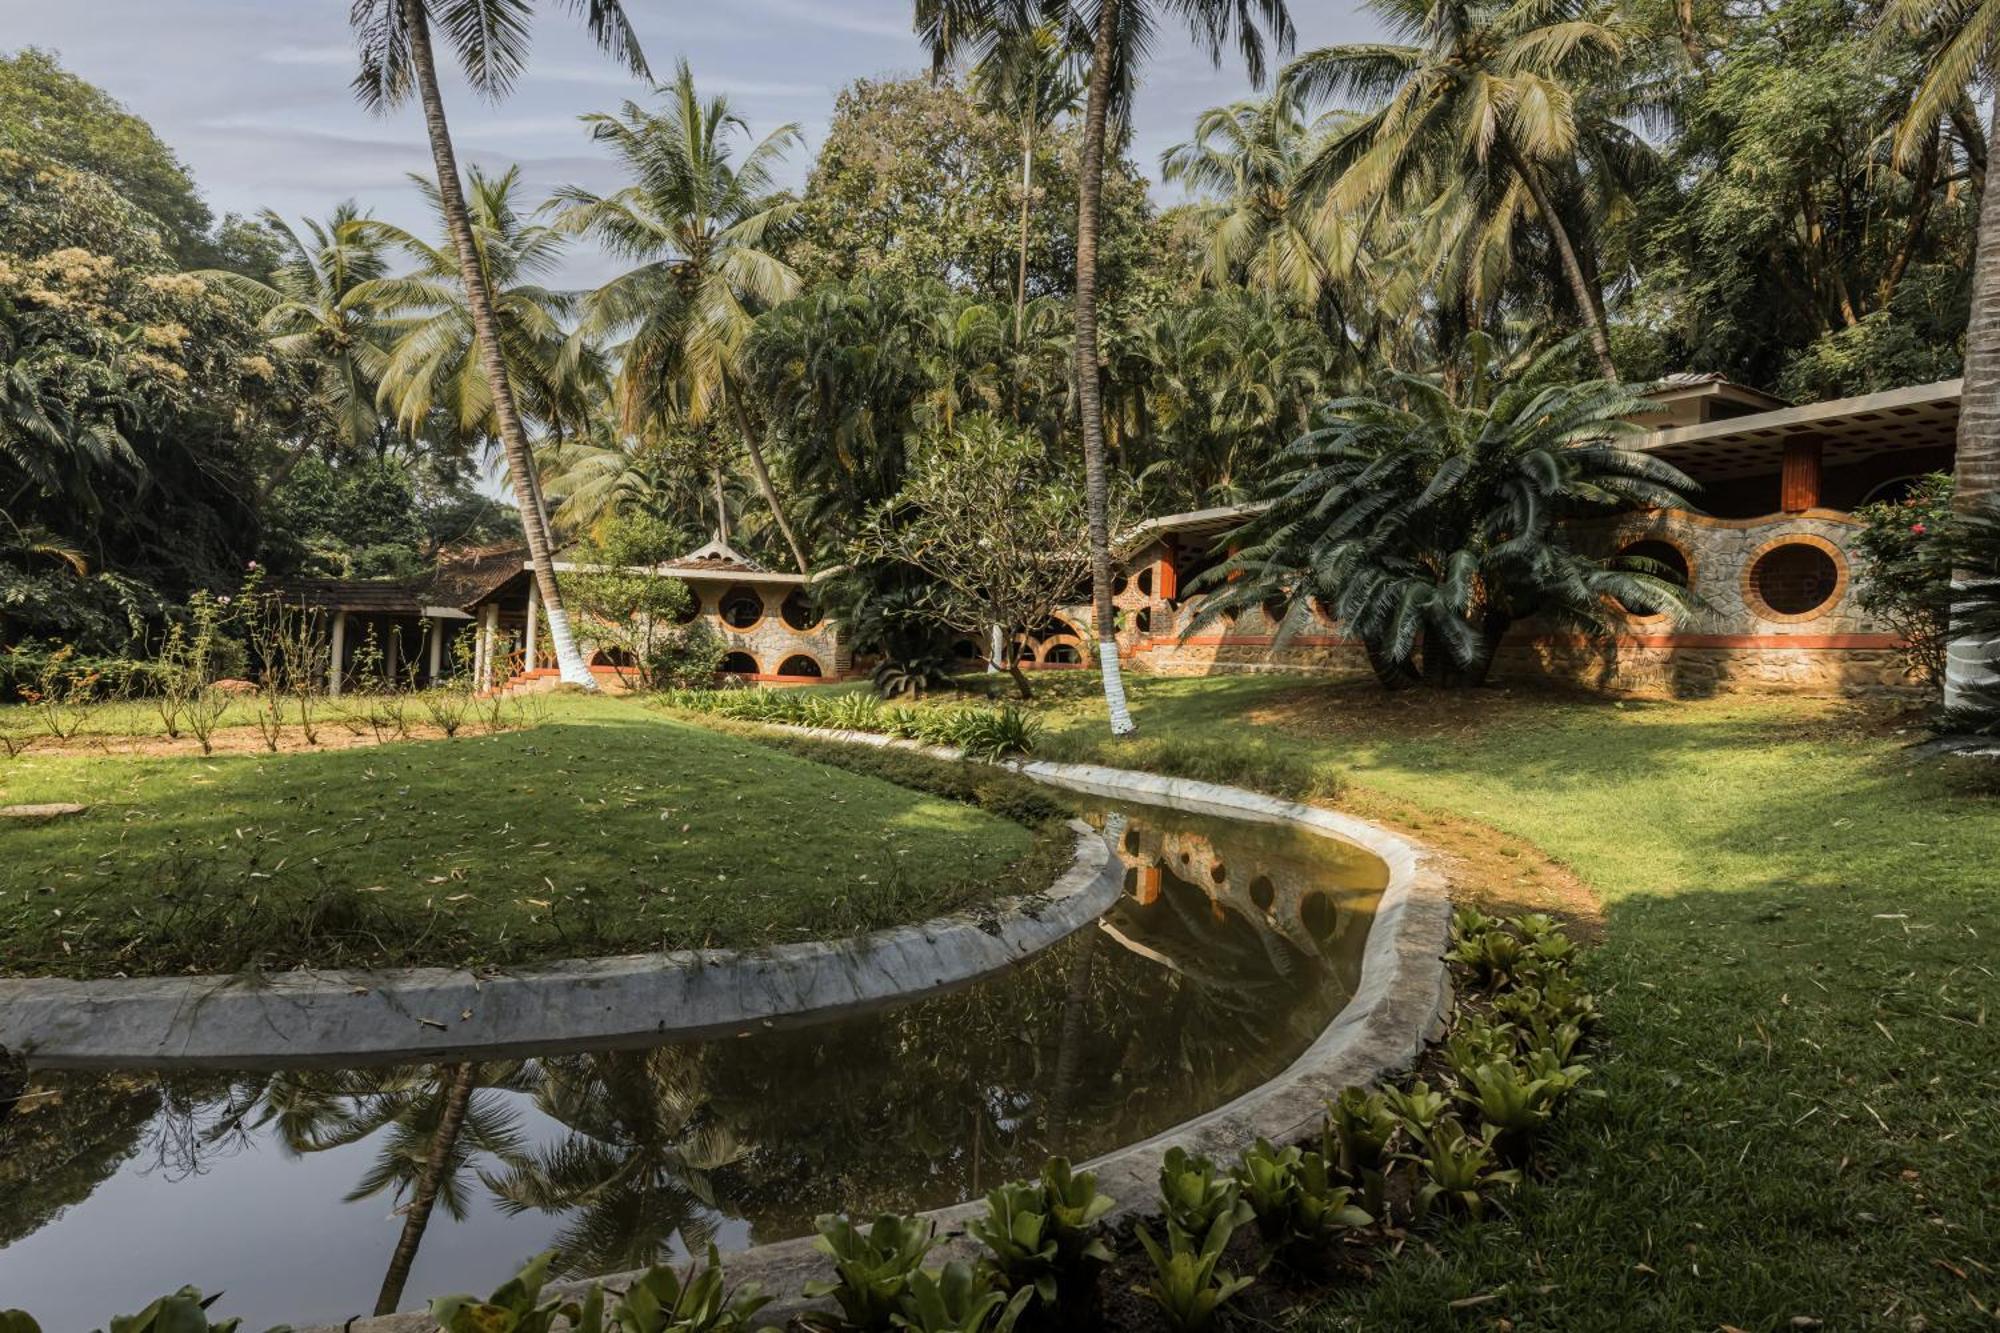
309, 728, 1455, 1333
0, 819, 1122, 1071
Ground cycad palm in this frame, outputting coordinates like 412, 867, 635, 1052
556, 61, 809, 571
1283, 0, 1652, 380
1885, 0, 2000, 706
348, 0, 649, 689
198, 205, 397, 466
1196, 338, 1695, 687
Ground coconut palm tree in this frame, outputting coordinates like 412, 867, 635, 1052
935, 0, 1295, 737
1885, 0, 2000, 707
969, 23, 1085, 342
554, 62, 809, 572
1159, 89, 1358, 312
1193, 338, 1696, 688
197, 205, 398, 478
363, 167, 601, 456
1282, 0, 1652, 382
347, 0, 648, 689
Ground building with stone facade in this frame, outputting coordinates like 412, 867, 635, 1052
1091, 376, 1962, 697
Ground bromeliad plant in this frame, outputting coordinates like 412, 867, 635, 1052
582, 1244, 777, 1332
1157, 1146, 1251, 1243
429, 1253, 579, 1333
968, 1158, 1115, 1307
1409, 1118, 1523, 1221
1323, 1086, 1398, 1219
1233, 1138, 1373, 1257
1135, 1214, 1256, 1333
889, 1262, 1032, 1333
805, 1213, 939, 1331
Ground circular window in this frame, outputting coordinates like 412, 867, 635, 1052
718, 586, 764, 629
777, 654, 822, 678
1614, 539, 1692, 619
1208, 860, 1227, 885
1136, 567, 1154, 597
1133, 607, 1152, 635
719, 651, 760, 675
1112, 573, 1128, 596
780, 588, 822, 632
1746, 538, 1844, 621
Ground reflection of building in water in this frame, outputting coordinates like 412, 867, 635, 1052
1103, 814, 1365, 963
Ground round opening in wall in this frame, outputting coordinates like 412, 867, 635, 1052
951, 638, 981, 660
777, 654, 822, 678
719, 651, 760, 675
780, 588, 822, 632
1749, 541, 1840, 619
1300, 891, 1337, 940
1136, 567, 1154, 597
1248, 875, 1275, 913
1112, 573, 1128, 596
1133, 608, 1152, 635
1614, 539, 1691, 617
719, 586, 764, 629
670, 579, 701, 623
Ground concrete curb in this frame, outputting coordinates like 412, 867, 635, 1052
307, 735, 1452, 1333
0, 821, 1120, 1071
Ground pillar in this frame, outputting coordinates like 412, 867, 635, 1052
478, 603, 500, 687
1133, 865, 1162, 906
1157, 543, 1178, 603
989, 624, 1004, 674
383, 622, 399, 685
428, 616, 444, 682
1781, 434, 1824, 513
328, 610, 347, 697
525, 580, 541, 673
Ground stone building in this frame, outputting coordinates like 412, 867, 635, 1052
1091, 376, 1962, 697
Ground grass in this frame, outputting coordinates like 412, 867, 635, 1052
0, 693, 1052, 980
1024, 674, 1998, 1331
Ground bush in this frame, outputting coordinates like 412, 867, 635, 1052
643, 619, 729, 690
1851, 473, 1956, 689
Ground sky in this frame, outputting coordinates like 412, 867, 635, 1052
1, 0, 1378, 288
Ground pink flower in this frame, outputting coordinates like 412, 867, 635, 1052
1910, 523, 1927, 536
246, 560, 259, 570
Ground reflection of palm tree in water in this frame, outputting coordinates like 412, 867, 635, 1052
1044, 925, 1100, 1155
483, 1047, 744, 1278
219, 1061, 530, 1316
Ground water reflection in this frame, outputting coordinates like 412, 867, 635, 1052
0, 801, 1383, 1330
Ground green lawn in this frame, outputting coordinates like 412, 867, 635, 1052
1029, 675, 1998, 1331
0, 695, 1047, 979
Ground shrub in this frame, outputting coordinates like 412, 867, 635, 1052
644, 619, 729, 690
1135, 1213, 1255, 1332
805, 1213, 937, 1330
1851, 473, 1955, 689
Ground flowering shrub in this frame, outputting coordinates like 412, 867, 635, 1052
1852, 474, 1956, 688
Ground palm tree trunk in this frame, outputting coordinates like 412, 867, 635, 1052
711, 466, 732, 543
1015, 132, 1034, 346
727, 380, 809, 573
1074, 0, 1137, 737
1945, 94, 2000, 710
373, 1061, 476, 1316
402, 0, 594, 689
1498, 136, 1618, 382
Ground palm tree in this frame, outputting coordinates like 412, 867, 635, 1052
197, 205, 398, 484
917, 297, 1006, 431
364, 168, 601, 454
1885, 0, 2000, 707
936, 0, 1295, 737
1284, 0, 1658, 382
969, 23, 1084, 343
347, 0, 648, 689
1159, 89, 1358, 312
1194, 338, 1696, 688
555, 62, 810, 572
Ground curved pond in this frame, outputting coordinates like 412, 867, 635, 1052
0, 798, 1384, 1330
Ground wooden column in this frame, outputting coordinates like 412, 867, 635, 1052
1781, 434, 1824, 513
328, 611, 347, 697
1157, 544, 1178, 603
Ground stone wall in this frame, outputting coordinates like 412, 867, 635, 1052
681, 578, 851, 681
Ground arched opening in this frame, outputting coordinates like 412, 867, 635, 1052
1748, 540, 1842, 620
1311, 596, 1338, 625
781, 588, 823, 632
719, 586, 764, 630
719, 651, 760, 676
951, 638, 982, 662
1112, 572, 1128, 596
1261, 596, 1289, 630
1133, 607, 1152, 635
590, 646, 637, 668
1043, 642, 1082, 665
777, 654, 823, 678
1614, 539, 1692, 618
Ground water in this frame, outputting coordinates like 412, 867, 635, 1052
0, 800, 1384, 1330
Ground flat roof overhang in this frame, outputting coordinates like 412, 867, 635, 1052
1641, 378, 1960, 482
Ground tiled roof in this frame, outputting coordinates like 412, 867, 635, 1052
659, 537, 769, 575
273, 545, 528, 614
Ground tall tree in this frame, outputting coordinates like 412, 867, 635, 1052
1285, 0, 1652, 381
969, 23, 1085, 342
1887, 0, 2000, 708
555, 61, 810, 571
346, 0, 648, 689
1044, 0, 1295, 736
